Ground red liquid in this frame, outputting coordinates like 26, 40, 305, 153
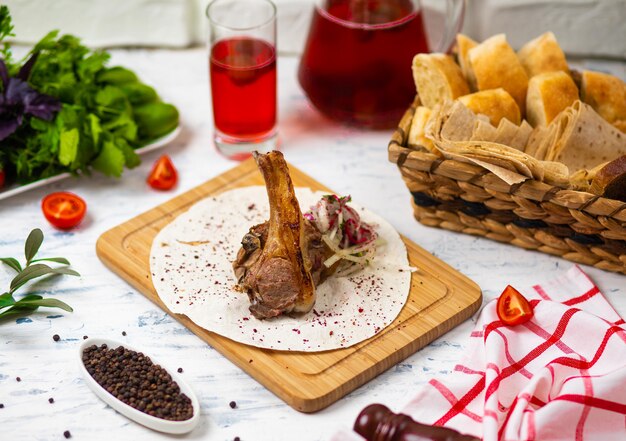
210, 37, 277, 139
298, 0, 429, 129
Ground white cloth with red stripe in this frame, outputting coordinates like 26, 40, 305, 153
334, 265, 626, 441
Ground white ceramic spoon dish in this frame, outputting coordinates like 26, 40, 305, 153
78, 337, 200, 434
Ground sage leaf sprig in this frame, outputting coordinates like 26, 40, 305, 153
0, 228, 79, 321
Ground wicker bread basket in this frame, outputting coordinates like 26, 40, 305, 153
388, 100, 626, 275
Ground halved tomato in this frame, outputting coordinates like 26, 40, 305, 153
147, 154, 178, 191
496, 285, 534, 326
42, 192, 87, 230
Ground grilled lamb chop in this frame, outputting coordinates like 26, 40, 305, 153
232, 151, 330, 319
234, 220, 330, 289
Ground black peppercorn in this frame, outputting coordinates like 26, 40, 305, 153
82, 344, 193, 421
16, 377, 21, 382
122, 331, 127, 336
53, 334, 60, 342
229, 401, 237, 409
83, 335, 88, 340
48, 398, 54, 404
0, 404, 4, 408
177, 368, 183, 373
63, 430, 71, 438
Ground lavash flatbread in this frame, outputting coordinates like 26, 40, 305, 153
426, 101, 569, 186
150, 187, 412, 352
547, 101, 626, 172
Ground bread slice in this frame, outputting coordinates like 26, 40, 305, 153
589, 155, 626, 202
526, 71, 579, 127
407, 106, 436, 153
455, 34, 478, 90
412, 53, 470, 108
458, 88, 521, 126
468, 34, 529, 115
517, 32, 569, 77
581, 70, 626, 131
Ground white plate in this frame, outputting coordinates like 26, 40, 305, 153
0, 125, 181, 201
78, 337, 200, 435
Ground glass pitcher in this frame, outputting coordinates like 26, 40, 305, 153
298, 0, 465, 129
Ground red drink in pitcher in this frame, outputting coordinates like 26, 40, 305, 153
210, 37, 277, 141
298, 0, 429, 129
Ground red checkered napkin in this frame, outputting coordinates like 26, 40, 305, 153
401, 265, 626, 441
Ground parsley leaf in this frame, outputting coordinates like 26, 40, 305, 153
59, 128, 79, 166
91, 140, 126, 177
0, 5, 15, 63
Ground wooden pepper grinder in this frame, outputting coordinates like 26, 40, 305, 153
354, 404, 480, 441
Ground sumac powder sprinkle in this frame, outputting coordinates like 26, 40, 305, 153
82, 344, 193, 421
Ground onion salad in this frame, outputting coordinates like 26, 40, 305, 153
304, 195, 379, 275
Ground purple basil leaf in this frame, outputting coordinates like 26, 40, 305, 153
2, 76, 61, 122
0, 116, 20, 141
17, 52, 39, 81
0, 56, 61, 138
24, 92, 61, 120
4, 78, 31, 106
5, 77, 30, 104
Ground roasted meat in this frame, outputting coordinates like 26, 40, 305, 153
232, 151, 330, 319
234, 220, 330, 289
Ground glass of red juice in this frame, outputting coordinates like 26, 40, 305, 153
207, 0, 277, 160
298, 0, 465, 129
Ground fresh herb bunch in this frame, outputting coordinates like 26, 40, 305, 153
0, 6, 179, 185
0, 55, 62, 142
0, 228, 79, 321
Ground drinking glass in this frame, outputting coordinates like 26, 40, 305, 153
207, 0, 278, 160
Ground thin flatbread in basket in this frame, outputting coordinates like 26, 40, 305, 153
544, 101, 626, 171
426, 101, 569, 186
424, 100, 625, 186
150, 186, 412, 352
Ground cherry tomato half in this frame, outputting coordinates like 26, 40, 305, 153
496, 285, 534, 326
42, 192, 87, 230
147, 154, 178, 191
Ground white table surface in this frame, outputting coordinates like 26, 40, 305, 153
1, 49, 625, 441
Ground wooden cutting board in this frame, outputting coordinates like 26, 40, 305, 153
96, 159, 481, 413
